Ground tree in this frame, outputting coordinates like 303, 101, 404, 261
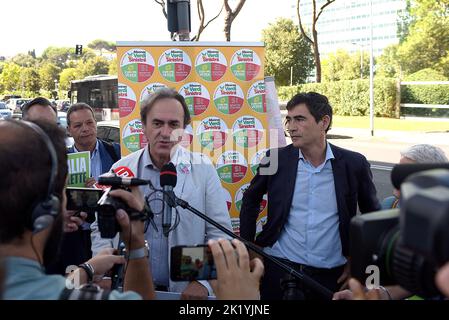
397, 14, 449, 74
21, 68, 40, 94
40, 47, 73, 69
376, 45, 402, 78
59, 68, 79, 91
39, 63, 61, 91
0, 62, 22, 92
223, 0, 246, 41
108, 57, 118, 75
262, 18, 314, 86
376, 0, 449, 78
192, 0, 223, 41
87, 39, 116, 52
322, 49, 370, 82
397, 0, 414, 43
296, 0, 335, 83
11, 53, 36, 68
78, 56, 110, 77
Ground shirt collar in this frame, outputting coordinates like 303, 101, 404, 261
143, 145, 189, 171
298, 142, 335, 162
73, 140, 99, 157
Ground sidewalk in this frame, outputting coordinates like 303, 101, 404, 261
328, 127, 449, 147
327, 127, 449, 163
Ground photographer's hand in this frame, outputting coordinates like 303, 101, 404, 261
109, 187, 145, 249
209, 238, 264, 300
109, 186, 155, 300
63, 209, 87, 233
87, 248, 126, 281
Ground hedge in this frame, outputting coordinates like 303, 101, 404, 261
278, 78, 399, 117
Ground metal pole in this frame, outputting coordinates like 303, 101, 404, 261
290, 66, 293, 86
369, 0, 374, 136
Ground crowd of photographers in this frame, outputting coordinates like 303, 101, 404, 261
0, 90, 448, 301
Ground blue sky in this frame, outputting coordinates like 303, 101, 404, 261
0, 0, 294, 57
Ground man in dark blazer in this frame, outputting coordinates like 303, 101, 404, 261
240, 92, 380, 300
50, 103, 120, 275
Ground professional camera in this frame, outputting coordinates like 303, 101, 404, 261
96, 174, 150, 238
350, 166, 449, 298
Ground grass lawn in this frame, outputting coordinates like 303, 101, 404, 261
333, 116, 449, 132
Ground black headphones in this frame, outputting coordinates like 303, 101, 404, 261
20, 121, 61, 233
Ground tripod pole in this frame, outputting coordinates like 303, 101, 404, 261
174, 197, 334, 300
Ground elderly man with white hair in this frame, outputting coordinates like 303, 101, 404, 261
382, 144, 448, 209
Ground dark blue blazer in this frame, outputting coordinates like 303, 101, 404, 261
67, 139, 121, 174
239, 143, 380, 257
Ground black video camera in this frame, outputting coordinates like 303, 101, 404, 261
96, 174, 150, 238
350, 165, 449, 297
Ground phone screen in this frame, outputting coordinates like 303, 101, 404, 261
170, 245, 217, 281
66, 187, 104, 213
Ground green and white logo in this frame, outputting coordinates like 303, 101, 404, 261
120, 48, 155, 82
216, 151, 248, 184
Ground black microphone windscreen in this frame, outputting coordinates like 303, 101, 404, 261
391, 163, 449, 189
160, 162, 177, 187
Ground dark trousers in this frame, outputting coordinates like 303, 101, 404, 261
260, 257, 344, 300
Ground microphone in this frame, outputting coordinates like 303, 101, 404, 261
391, 163, 449, 189
160, 162, 177, 236
98, 176, 149, 186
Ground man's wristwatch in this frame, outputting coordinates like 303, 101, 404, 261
126, 241, 150, 260
78, 262, 95, 282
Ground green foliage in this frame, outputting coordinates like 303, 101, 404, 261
377, 0, 449, 78
39, 63, 61, 91
108, 57, 118, 75
88, 39, 116, 52
402, 68, 449, 105
376, 45, 402, 78
21, 68, 40, 94
11, 53, 37, 68
77, 56, 110, 78
262, 18, 314, 86
278, 78, 399, 117
0, 62, 22, 92
40, 47, 74, 69
322, 49, 370, 81
59, 68, 79, 91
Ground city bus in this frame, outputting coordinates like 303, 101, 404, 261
69, 75, 118, 121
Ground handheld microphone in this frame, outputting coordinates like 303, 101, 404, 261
98, 176, 149, 186
160, 162, 177, 237
391, 163, 449, 189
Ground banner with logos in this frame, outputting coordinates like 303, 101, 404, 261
117, 42, 268, 235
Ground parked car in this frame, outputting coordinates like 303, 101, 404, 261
57, 111, 74, 147
0, 102, 13, 119
97, 120, 120, 144
5, 98, 31, 112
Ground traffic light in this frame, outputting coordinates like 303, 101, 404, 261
167, 0, 191, 40
75, 45, 83, 56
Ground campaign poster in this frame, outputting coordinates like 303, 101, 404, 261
117, 42, 267, 234
67, 151, 90, 187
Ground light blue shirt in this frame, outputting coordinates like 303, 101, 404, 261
73, 140, 102, 180
265, 143, 346, 268
3, 257, 140, 300
137, 146, 170, 287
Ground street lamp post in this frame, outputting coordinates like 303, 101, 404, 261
369, 0, 374, 137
